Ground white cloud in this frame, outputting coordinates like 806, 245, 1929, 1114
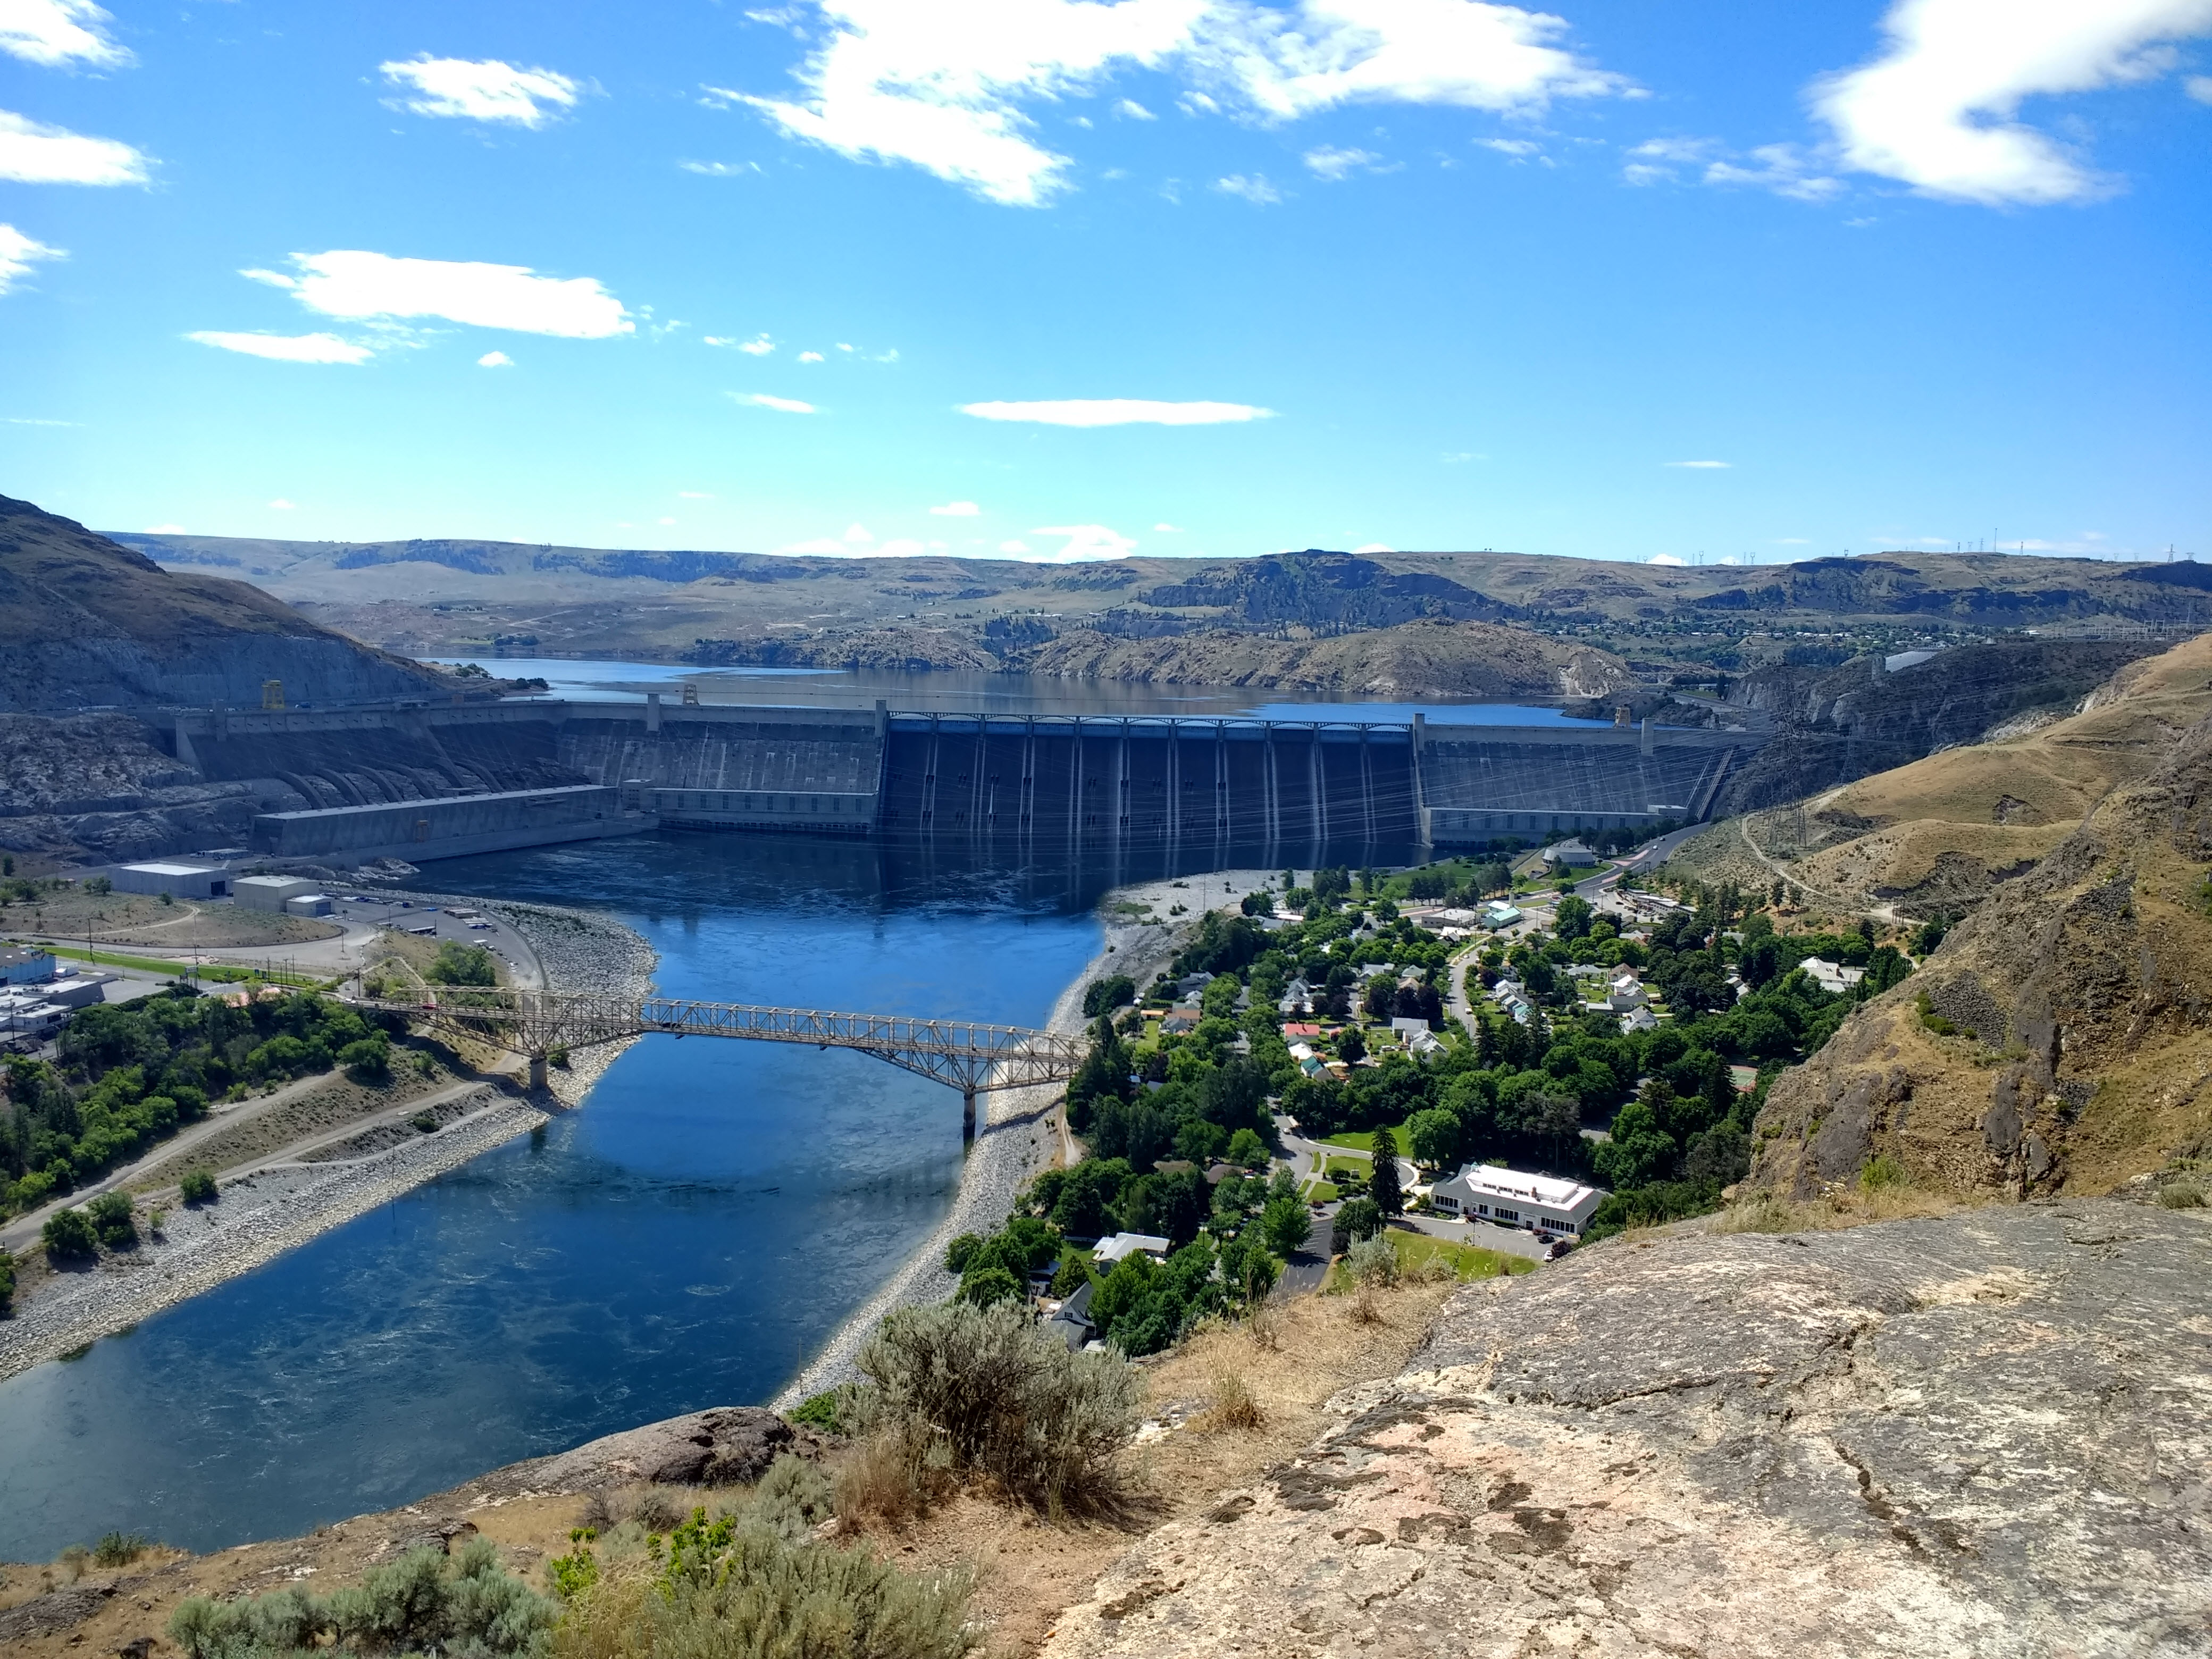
0, 108, 148, 183
706, 332, 777, 354
659, 516, 677, 525
960, 397, 1272, 425
1646, 553, 1686, 566
678, 490, 715, 499
1664, 458, 1731, 468
1028, 523, 1136, 561
2190, 72, 2212, 100
1, 0, 128, 67
877, 537, 928, 555
998, 538, 1033, 554
843, 522, 874, 542
734, 391, 817, 412
4, 415, 79, 425
143, 523, 186, 533
267, 498, 297, 510
1476, 136, 1538, 155
929, 499, 982, 515
380, 55, 580, 128
1775, 537, 1811, 544
681, 159, 763, 174
1214, 171, 1281, 202
188, 330, 375, 364
1623, 136, 1838, 200
1302, 144, 1378, 179
1153, 521, 1184, 532
1353, 541, 1395, 553
728, 0, 1626, 206
0, 223, 62, 294
1813, 0, 2212, 205
776, 535, 856, 555
1441, 450, 1486, 462
477, 349, 514, 367
836, 341, 854, 351
246, 250, 632, 337
799, 349, 825, 361
1115, 96, 1157, 119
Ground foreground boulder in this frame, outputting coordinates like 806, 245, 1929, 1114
1042, 1200, 2210, 1658
510, 1406, 811, 1492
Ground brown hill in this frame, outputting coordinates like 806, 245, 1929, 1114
1020, 617, 1632, 699
1767, 635, 2212, 915
0, 495, 446, 711
1752, 679, 2212, 1200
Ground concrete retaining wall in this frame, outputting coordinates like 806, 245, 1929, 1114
250, 783, 649, 864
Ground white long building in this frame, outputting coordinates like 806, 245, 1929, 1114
1429, 1163, 1607, 1237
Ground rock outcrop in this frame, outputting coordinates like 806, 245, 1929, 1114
1042, 1200, 2212, 1659
505, 1406, 820, 1493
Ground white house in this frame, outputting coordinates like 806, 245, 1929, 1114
1093, 1232, 1171, 1265
1278, 977, 1316, 1015
1619, 1006, 1658, 1034
1541, 840, 1598, 869
1799, 957, 1865, 995
1606, 979, 1647, 1012
1429, 1164, 1607, 1237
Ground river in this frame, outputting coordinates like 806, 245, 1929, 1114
0, 834, 1133, 1560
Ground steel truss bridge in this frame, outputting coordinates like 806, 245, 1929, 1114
347, 978, 1089, 1137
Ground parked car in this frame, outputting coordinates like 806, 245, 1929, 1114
1543, 1238, 1576, 1262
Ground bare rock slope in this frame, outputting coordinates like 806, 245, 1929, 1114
1043, 1200, 2210, 1659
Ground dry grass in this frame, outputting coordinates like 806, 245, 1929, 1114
1714, 1182, 1965, 1235
1195, 1367, 1264, 1432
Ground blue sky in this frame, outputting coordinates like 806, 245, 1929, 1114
2, 0, 2208, 567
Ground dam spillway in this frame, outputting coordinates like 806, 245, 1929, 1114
157, 697, 1764, 865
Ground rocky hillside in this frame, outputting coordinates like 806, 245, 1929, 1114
1752, 690, 2212, 1200
1757, 634, 2212, 917
0, 496, 448, 712
1042, 1198, 2211, 1659
1712, 637, 2167, 816
1020, 618, 1631, 699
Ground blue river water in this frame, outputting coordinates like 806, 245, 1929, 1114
0, 832, 1109, 1561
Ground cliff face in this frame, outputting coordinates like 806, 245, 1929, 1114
1714, 638, 2164, 817
1020, 619, 1632, 700
1752, 702, 2212, 1201
0, 495, 447, 711
1042, 1200, 2212, 1659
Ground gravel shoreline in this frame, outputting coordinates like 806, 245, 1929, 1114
771, 869, 1278, 1408
0, 892, 659, 1382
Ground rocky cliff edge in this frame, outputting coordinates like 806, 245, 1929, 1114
1040, 1200, 2210, 1659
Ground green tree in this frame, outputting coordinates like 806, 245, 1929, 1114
1226, 1127, 1268, 1168
41, 1206, 97, 1260
1592, 1099, 1678, 1190
957, 1264, 1024, 1307
0, 1247, 14, 1314
338, 1036, 390, 1082
1369, 1127, 1405, 1217
1337, 1026, 1367, 1063
1260, 1192, 1312, 1258
944, 1232, 986, 1275
180, 1168, 217, 1205
1331, 1196, 1382, 1253
88, 1189, 136, 1249
423, 942, 497, 986
1555, 895, 1594, 941
1405, 1107, 1462, 1170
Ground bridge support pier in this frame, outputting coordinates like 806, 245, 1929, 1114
962, 1088, 976, 1144
528, 1052, 547, 1092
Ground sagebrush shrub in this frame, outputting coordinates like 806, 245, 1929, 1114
853, 1300, 1141, 1516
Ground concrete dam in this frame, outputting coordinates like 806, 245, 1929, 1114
158, 698, 1763, 867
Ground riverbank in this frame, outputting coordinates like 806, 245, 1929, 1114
0, 894, 658, 1382
771, 868, 1278, 1407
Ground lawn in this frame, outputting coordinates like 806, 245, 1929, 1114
1387, 1230, 1535, 1281
37, 941, 334, 988
1321, 1119, 1422, 1154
